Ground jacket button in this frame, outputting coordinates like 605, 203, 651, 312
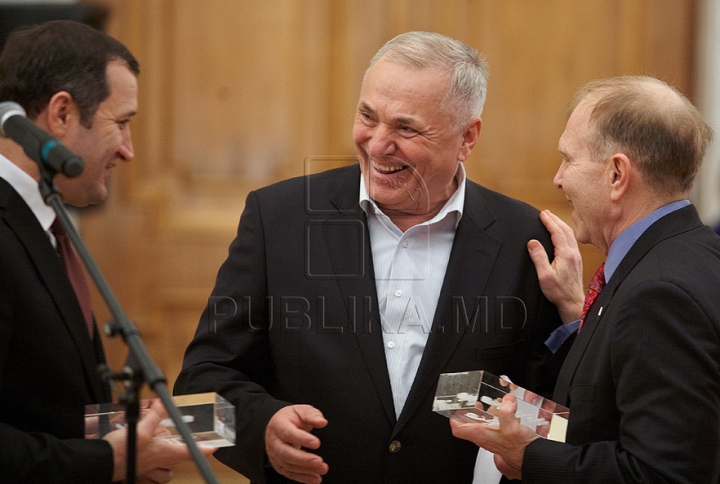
388, 440, 401, 453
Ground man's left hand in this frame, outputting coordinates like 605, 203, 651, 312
450, 394, 539, 481
528, 209, 584, 323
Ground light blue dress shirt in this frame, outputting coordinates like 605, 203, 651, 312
604, 200, 690, 282
544, 199, 691, 353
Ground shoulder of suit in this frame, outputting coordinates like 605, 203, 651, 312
465, 178, 542, 220
256, 165, 358, 194
251, 164, 360, 212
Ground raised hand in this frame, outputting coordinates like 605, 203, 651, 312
528, 209, 584, 323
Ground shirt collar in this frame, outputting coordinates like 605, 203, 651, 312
605, 199, 690, 282
0, 153, 56, 232
359, 163, 466, 228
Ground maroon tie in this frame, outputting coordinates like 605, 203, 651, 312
51, 219, 94, 339
578, 263, 605, 332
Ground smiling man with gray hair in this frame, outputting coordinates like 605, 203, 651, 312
176, 31, 577, 484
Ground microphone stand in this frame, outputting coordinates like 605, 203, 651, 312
37, 164, 220, 484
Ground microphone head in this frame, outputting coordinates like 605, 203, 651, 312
0, 101, 27, 137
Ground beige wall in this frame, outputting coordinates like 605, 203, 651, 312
81, 0, 697, 391
696, 0, 720, 225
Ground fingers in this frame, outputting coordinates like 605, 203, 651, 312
535, 209, 581, 270
137, 468, 173, 484
137, 406, 196, 472
527, 239, 551, 275
529, 210, 585, 323
449, 394, 537, 475
450, 417, 479, 444
497, 394, 519, 427
293, 404, 329, 435
269, 445, 328, 483
451, 418, 525, 481
199, 444, 218, 457
269, 405, 327, 449
540, 210, 578, 250
137, 406, 163, 436
266, 405, 329, 483
104, 399, 216, 483
522, 389, 540, 404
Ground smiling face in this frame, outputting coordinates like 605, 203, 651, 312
555, 97, 614, 252
353, 56, 480, 224
55, 60, 138, 207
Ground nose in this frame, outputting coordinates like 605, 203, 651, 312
118, 126, 134, 162
366, 124, 397, 157
553, 163, 564, 190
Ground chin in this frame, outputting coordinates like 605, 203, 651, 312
367, 190, 395, 207
84, 188, 109, 207
575, 232, 591, 246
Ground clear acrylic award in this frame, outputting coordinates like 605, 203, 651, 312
433, 370, 569, 442
85, 392, 236, 447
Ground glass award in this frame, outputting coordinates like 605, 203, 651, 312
433, 370, 569, 442
85, 392, 236, 447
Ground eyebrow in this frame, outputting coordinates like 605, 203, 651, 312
358, 101, 373, 113
557, 138, 567, 154
358, 102, 416, 126
394, 115, 415, 126
557, 146, 573, 162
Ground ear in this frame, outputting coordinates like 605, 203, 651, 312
458, 117, 482, 162
609, 152, 632, 202
43, 91, 78, 138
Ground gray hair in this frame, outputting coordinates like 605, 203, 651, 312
365, 31, 488, 130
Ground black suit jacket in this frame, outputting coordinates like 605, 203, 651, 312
175, 165, 563, 483
523, 205, 720, 483
0, 177, 114, 483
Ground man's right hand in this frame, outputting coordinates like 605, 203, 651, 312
103, 399, 216, 483
265, 404, 329, 484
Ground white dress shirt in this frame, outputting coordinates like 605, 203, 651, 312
0, 154, 57, 246
360, 163, 501, 484
360, 165, 465, 418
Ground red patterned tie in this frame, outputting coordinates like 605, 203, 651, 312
579, 263, 605, 332
51, 219, 94, 339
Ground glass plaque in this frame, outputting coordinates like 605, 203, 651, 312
433, 370, 569, 442
85, 392, 236, 447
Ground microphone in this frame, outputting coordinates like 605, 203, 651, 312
0, 101, 84, 177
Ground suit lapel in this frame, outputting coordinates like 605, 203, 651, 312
553, 205, 704, 404
396, 184, 501, 433
0, 179, 107, 403
553, 281, 614, 404
323, 169, 396, 425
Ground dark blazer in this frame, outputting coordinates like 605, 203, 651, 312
175, 165, 563, 483
0, 177, 114, 483
523, 205, 720, 483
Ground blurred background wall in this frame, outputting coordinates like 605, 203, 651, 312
0, 0, 712, 388
2, 0, 717, 481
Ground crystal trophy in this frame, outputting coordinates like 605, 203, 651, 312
85, 392, 236, 447
433, 370, 569, 442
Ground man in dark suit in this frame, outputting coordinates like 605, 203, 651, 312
0, 20, 210, 483
451, 76, 720, 483
175, 31, 580, 484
